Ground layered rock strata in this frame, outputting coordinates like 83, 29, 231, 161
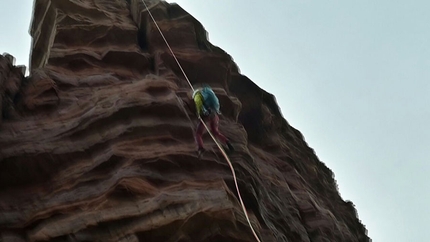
0, 0, 370, 241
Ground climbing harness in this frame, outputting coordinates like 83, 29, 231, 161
141, 1, 262, 241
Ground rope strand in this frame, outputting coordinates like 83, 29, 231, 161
141, 1, 261, 241
142, 0, 194, 91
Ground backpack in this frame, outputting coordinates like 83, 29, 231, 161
196, 87, 220, 112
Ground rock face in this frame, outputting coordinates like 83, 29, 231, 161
0, 0, 370, 241
0, 54, 26, 124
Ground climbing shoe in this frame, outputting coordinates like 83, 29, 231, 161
226, 141, 235, 153
197, 147, 206, 159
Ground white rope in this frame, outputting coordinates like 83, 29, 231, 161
142, 0, 194, 91
141, 1, 262, 241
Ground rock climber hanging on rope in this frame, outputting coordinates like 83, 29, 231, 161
193, 84, 235, 158
142, 2, 261, 240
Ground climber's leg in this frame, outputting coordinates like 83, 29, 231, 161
195, 118, 206, 154
209, 115, 235, 152
209, 114, 228, 144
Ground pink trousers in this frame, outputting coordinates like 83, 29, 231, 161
195, 114, 227, 149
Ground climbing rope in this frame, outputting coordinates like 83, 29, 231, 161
141, 1, 261, 241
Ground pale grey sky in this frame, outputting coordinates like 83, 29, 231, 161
1, 1, 429, 241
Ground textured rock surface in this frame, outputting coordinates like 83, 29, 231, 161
0, 0, 370, 241
0, 54, 26, 123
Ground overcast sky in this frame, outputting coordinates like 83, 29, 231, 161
1, 1, 429, 241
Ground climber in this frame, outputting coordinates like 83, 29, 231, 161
193, 84, 234, 158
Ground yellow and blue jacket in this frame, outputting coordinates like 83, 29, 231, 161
193, 87, 220, 116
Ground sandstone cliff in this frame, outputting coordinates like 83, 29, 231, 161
0, 0, 370, 241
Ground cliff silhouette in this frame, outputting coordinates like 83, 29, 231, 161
0, 0, 370, 241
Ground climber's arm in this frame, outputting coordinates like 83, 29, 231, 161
194, 92, 205, 116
